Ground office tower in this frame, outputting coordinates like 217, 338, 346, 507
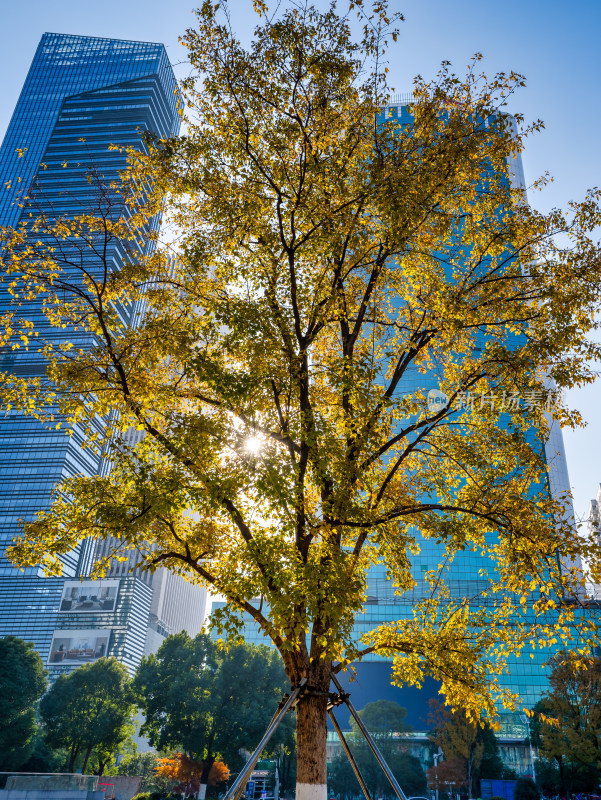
588, 486, 601, 600
343, 99, 580, 724
0, 33, 206, 676
588, 485, 601, 543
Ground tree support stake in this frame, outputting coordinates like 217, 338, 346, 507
223, 678, 307, 800
328, 707, 373, 800
331, 672, 408, 800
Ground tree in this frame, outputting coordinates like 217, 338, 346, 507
330, 748, 427, 800
357, 700, 411, 741
19, 732, 66, 773
427, 757, 468, 799
133, 634, 293, 799
530, 652, 601, 796
39, 658, 137, 774
514, 777, 539, 800
155, 753, 230, 798
329, 700, 426, 799
427, 700, 503, 798
533, 758, 560, 797
4, 2, 601, 800
0, 636, 47, 770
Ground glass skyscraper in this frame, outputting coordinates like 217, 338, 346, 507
0, 33, 206, 676
351, 99, 578, 715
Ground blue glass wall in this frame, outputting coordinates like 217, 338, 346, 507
0, 33, 180, 667
351, 102, 577, 713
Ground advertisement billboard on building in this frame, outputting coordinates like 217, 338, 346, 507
48, 629, 111, 665
59, 580, 119, 613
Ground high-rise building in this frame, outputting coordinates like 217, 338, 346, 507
347, 99, 579, 717
0, 33, 206, 676
588, 485, 601, 542
587, 485, 601, 599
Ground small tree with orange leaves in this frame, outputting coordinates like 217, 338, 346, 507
156, 753, 230, 799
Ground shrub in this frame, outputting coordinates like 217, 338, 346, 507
514, 777, 540, 800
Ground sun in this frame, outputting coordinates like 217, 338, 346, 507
244, 435, 262, 455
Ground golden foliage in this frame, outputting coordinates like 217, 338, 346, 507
2, 0, 601, 726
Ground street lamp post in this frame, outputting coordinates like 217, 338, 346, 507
433, 748, 443, 800
519, 714, 536, 780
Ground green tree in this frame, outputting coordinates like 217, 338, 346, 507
330, 748, 426, 800
357, 700, 411, 741
133, 634, 293, 798
19, 731, 66, 773
39, 657, 137, 774
533, 758, 560, 797
514, 777, 539, 800
111, 749, 176, 796
0, 636, 47, 770
4, 2, 601, 799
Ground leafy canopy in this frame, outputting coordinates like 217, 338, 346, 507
0, 636, 47, 770
155, 752, 230, 793
514, 776, 540, 800
329, 700, 426, 798
355, 699, 411, 740
427, 699, 503, 794
532, 651, 601, 770
2, 0, 601, 722
39, 657, 137, 775
113, 749, 176, 796
133, 634, 293, 774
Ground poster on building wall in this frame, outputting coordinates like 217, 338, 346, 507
59, 580, 119, 613
48, 629, 111, 665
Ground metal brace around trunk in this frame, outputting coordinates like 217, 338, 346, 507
330, 672, 409, 800
221, 671, 409, 800
223, 678, 307, 800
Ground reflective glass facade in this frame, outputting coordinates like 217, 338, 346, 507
0, 33, 180, 671
353, 102, 578, 712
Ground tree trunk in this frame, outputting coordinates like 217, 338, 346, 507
81, 744, 93, 775
199, 752, 215, 800
467, 759, 471, 799
68, 745, 79, 774
296, 691, 329, 800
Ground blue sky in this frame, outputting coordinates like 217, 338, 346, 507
1, 0, 599, 521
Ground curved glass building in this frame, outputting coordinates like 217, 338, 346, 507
0, 33, 206, 676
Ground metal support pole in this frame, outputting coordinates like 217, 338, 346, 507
520, 714, 536, 779
224, 679, 306, 800
433, 748, 443, 800
328, 708, 373, 800
331, 673, 408, 800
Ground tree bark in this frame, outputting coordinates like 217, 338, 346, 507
557, 757, 567, 799
467, 744, 474, 799
296, 691, 329, 800
81, 744, 93, 775
68, 745, 79, 774
198, 751, 215, 800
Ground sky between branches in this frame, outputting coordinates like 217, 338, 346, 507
0, 0, 599, 522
